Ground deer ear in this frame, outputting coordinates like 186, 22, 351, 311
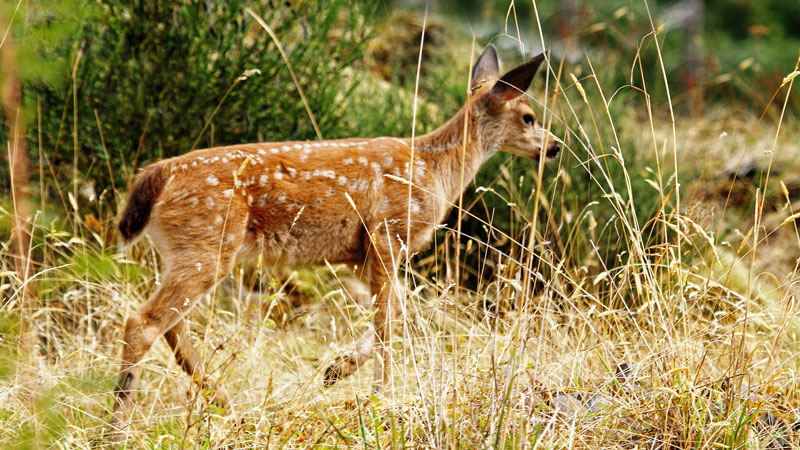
489, 51, 547, 105
471, 44, 500, 88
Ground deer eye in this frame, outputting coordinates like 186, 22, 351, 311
522, 114, 535, 126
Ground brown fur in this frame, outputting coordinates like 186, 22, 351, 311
110, 45, 559, 441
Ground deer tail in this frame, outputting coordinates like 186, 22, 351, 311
118, 163, 167, 244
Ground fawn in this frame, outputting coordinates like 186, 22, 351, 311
111, 44, 559, 436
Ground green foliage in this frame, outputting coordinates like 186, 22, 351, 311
0, 313, 18, 380
4, 0, 375, 194
2, 0, 98, 88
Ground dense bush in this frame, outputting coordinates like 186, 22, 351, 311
2, 0, 374, 193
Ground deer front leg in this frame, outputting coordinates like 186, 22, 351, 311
323, 263, 375, 387
323, 244, 401, 390
369, 254, 402, 392
323, 328, 375, 387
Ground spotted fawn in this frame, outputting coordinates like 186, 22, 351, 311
111, 44, 559, 438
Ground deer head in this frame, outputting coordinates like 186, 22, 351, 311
468, 44, 559, 162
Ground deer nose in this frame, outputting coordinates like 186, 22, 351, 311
546, 142, 560, 158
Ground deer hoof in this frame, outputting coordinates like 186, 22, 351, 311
323, 355, 359, 387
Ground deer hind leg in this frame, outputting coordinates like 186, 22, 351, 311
163, 319, 230, 408
111, 244, 242, 439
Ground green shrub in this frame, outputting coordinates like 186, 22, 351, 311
4, 0, 375, 194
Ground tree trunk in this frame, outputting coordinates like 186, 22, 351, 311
1, 11, 37, 395
684, 0, 704, 116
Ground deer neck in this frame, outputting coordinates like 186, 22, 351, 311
412, 107, 501, 203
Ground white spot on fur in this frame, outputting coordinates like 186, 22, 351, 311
276, 192, 287, 203
189, 197, 199, 206
301, 171, 311, 180
258, 193, 268, 207
206, 175, 219, 186
414, 159, 427, 176
293, 144, 302, 150
358, 157, 369, 166
258, 148, 267, 155
270, 148, 279, 154
222, 157, 229, 163
274, 170, 284, 180
314, 169, 336, 179
247, 195, 254, 205
214, 215, 224, 225
338, 175, 348, 185
223, 189, 234, 198
410, 198, 421, 214
326, 187, 335, 196
286, 167, 297, 177
343, 157, 354, 165
196, 263, 202, 271
259, 174, 268, 186
382, 155, 393, 167
282, 145, 290, 151
205, 197, 215, 208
